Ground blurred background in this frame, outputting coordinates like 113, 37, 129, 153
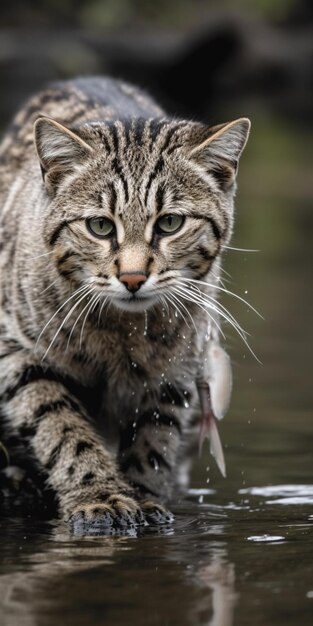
1, 5, 313, 625
0, 0, 312, 487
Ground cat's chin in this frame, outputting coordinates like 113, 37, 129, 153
111, 296, 157, 313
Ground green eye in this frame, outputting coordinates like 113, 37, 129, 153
155, 214, 184, 235
86, 217, 115, 238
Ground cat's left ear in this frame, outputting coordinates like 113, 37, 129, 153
189, 118, 251, 191
34, 116, 93, 195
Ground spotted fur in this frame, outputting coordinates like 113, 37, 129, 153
0, 77, 250, 530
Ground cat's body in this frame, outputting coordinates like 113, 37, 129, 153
0, 77, 250, 530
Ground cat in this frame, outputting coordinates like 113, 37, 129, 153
0, 76, 250, 532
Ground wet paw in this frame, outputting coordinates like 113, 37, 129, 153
69, 494, 174, 534
141, 500, 174, 525
70, 494, 145, 534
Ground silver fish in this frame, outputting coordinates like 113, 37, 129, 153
197, 344, 232, 478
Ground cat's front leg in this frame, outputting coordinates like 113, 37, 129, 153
118, 382, 189, 519
0, 348, 148, 531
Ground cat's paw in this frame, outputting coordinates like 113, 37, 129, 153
141, 500, 174, 525
69, 494, 145, 534
68, 494, 174, 534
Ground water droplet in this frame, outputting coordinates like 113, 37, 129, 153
135, 408, 139, 414
184, 401, 189, 408
144, 311, 148, 336
244, 290, 248, 294
198, 495, 204, 504
131, 361, 137, 368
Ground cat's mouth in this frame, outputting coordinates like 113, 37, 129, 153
111, 293, 157, 313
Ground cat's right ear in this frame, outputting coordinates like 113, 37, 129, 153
34, 116, 93, 195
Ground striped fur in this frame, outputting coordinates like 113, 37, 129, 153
0, 77, 250, 530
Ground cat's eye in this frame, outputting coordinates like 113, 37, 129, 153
155, 214, 184, 235
86, 217, 115, 238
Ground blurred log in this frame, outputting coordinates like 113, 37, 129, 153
0, 14, 312, 130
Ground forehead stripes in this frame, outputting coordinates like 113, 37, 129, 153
109, 124, 129, 204
98, 120, 190, 212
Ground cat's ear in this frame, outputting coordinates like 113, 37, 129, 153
34, 116, 93, 195
189, 118, 251, 191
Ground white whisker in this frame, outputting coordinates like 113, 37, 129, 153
174, 283, 260, 362
33, 278, 60, 300
224, 246, 260, 252
172, 287, 224, 338
175, 285, 225, 339
98, 295, 109, 325
66, 287, 97, 349
39, 285, 95, 360
174, 284, 246, 337
219, 266, 232, 279
29, 251, 55, 260
178, 277, 263, 319
79, 292, 100, 349
164, 293, 191, 330
175, 284, 246, 335
158, 294, 169, 316
36, 283, 92, 351
169, 292, 198, 334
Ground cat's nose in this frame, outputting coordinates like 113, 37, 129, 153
119, 272, 147, 293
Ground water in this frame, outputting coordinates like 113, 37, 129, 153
1, 481, 313, 625
1, 118, 313, 625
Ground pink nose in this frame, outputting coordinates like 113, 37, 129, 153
119, 272, 147, 293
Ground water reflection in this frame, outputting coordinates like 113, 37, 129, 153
185, 550, 236, 626
240, 484, 313, 506
1, 476, 313, 626
0, 516, 238, 626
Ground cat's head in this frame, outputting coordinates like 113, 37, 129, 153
34, 116, 250, 313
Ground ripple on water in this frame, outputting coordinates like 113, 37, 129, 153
239, 484, 313, 505
247, 534, 285, 543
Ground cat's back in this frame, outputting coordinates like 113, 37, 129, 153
0, 77, 164, 194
